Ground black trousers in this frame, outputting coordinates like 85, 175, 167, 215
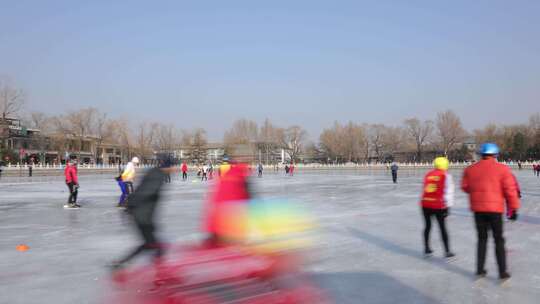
474, 212, 507, 275
115, 223, 163, 266
67, 182, 78, 204
391, 171, 398, 183
423, 208, 450, 252
182, 172, 187, 180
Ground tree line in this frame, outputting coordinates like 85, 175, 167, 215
2, 79, 539, 163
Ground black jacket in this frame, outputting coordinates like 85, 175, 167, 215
128, 167, 166, 225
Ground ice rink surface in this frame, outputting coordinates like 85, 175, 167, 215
1, 168, 540, 304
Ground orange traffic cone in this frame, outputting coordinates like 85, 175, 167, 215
16, 244, 29, 251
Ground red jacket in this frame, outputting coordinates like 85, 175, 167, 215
421, 169, 454, 209
64, 164, 78, 184
181, 163, 188, 173
204, 163, 250, 235
461, 158, 520, 213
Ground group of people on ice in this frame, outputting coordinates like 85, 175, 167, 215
419, 143, 520, 281
109, 153, 253, 270
63, 140, 525, 284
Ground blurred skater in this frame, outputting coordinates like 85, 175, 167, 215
208, 163, 214, 180
462, 143, 520, 281
420, 157, 455, 258
110, 155, 175, 270
181, 161, 188, 181
201, 163, 208, 181
204, 157, 251, 246
116, 175, 129, 207
219, 156, 231, 177
257, 163, 263, 177
391, 162, 399, 183
121, 157, 140, 195
64, 158, 80, 208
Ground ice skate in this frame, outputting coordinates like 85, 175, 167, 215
444, 252, 456, 261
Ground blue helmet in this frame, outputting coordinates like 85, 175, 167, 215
479, 142, 500, 155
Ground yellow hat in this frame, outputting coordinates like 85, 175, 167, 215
434, 157, 449, 170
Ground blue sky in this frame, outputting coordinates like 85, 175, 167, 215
1, 0, 539, 140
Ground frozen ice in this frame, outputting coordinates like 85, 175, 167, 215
1, 169, 540, 303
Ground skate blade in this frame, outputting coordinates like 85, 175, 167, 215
63, 205, 80, 209
445, 256, 457, 262
500, 277, 511, 287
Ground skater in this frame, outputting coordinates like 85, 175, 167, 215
64, 158, 80, 208
517, 161, 522, 170
181, 161, 188, 181
420, 157, 455, 258
115, 175, 129, 207
161, 159, 171, 183
284, 164, 290, 175
196, 164, 202, 177
289, 163, 295, 176
257, 163, 263, 178
461, 143, 520, 281
28, 161, 33, 177
208, 163, 214, 180
391, 162, 399, 183
201, 163, 208, 181
110, 155, 175, 270
535, 163, 540, 177
204, 156, 251, 247
121, 157, 139, 195
219, 157, 231, 177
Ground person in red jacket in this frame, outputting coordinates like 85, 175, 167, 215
203, 158, 251, 246
181, 161, 188, 181
64, 158, 80, 208
420, 157, 455, 258
462, 143, 520, 281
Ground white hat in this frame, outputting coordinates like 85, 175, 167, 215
132, 157, 140, 164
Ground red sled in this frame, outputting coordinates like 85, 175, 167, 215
107, 244, 330, 304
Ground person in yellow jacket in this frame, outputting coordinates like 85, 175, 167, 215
121, 157, 139, 194
218, 156, 232, 177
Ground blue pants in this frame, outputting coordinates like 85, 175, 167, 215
118, 180, 128, 205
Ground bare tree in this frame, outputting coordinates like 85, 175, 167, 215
135, 122, 158, 162
436, 110, 466, 156
93, 112, 108, 163
66, 107, 98, 161
381, 126, 406, 160
154, 123, 177, 152
258, 118, 284, 164
0, 78, 24, 119
368, 124, 387, 162
319, 121, 343, 163
320, 121, 367, 163
403, 118, 433, 162
224, 119, 259, 145
190, 128, 208, 163
282, 125, 307, 163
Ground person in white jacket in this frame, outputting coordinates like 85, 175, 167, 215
121, 157, 139, 194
